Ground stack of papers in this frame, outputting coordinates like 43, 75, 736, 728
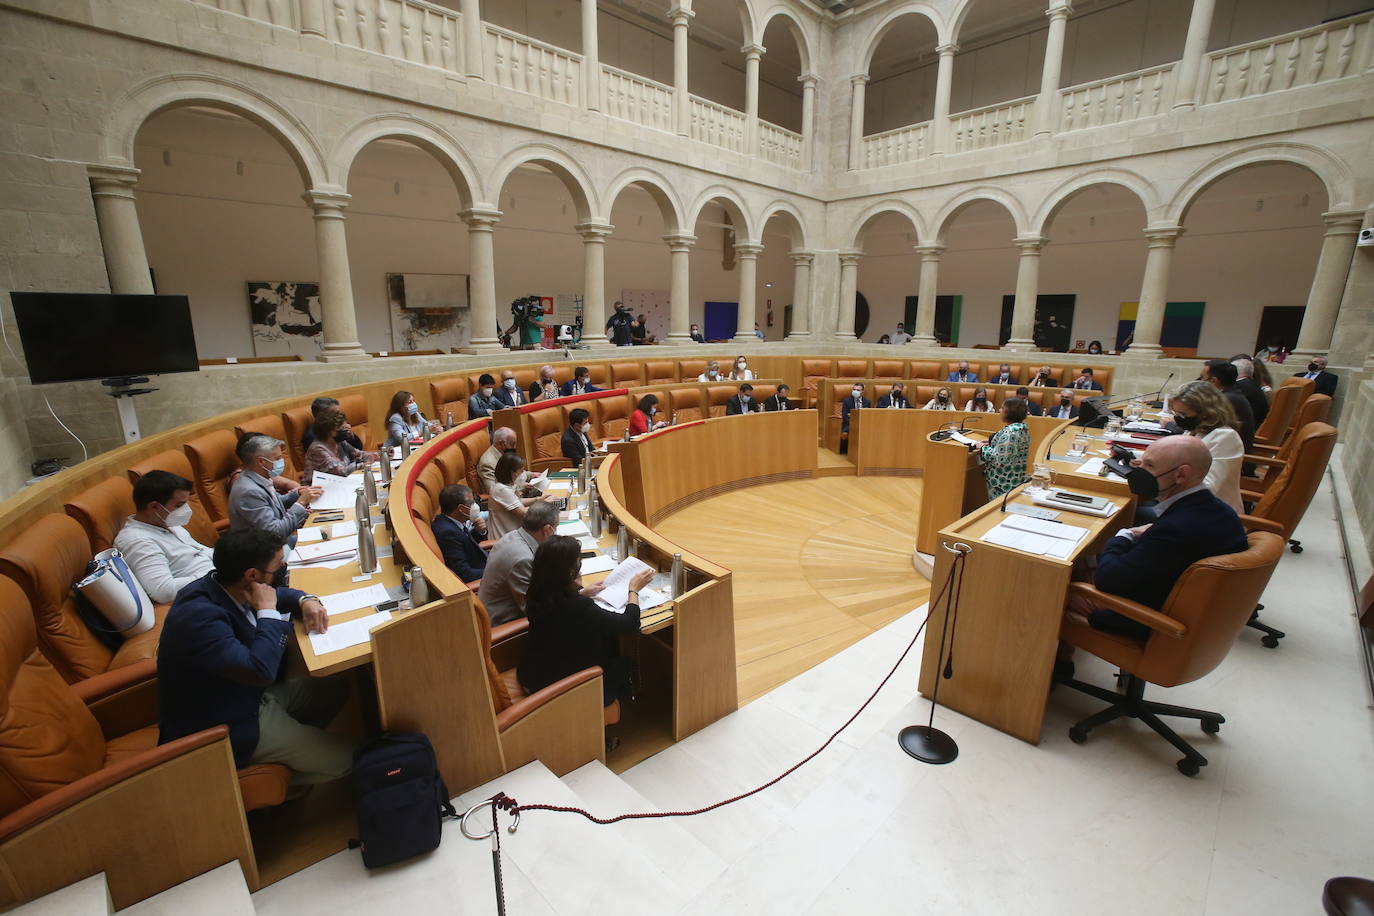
545, 479, 574, 493
558, 518, 591, 537
308, 611, 392, 654
319, 583, 391, 614
579, 554, 617, 575
982, 516, 1089, 560
295, 520, 360, 544
1029, 490, 1118, 518
308, 470, 362, 512
1124, 420, 1173, 436
950, 430, 981, 446
594, 556, 669, 614
289, 535, 359, 566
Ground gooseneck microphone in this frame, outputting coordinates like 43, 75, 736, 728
957, 414, 986, 434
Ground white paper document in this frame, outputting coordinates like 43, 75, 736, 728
579, 554, 617, 575
636, 587, 670, 613
1075, 457, 1107, 476
308, 470, 360, 512
289, 535, 359, 565
330, 520, 359, 538
319, 583, 392, 614
558, 519, 591, 537
578, 535, 600, 550
982, 517, 1088, 560
545, 479, 574, 492
296, 527, 325, 543
594, 556, 656, 612
950, 431, 980, 446
308, 611, 393, 654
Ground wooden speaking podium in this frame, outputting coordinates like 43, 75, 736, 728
916, 428, 990, 556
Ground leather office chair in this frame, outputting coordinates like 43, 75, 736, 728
126, 449, 220, 547
64, 476, 136, 554
908, 359, 941, 381
526, 407, 573, 472
798, 359, 833, 408
455, 426, 492, 496
669, 387, 704, 423
279, 404, 314, 472
1242, 394, 1332, 498
433, 442, 468, 487
335, 394, 372, 450
234, 413, 297, 481
872, 359, 904, 379
1253, 376, 1312, 449
596, 395, 633, 441
183, 429, 240, 531
1058, 531, 1285, 775
428, 377, 470, 427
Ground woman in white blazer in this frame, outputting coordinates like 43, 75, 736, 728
1168, 380, 1245, 515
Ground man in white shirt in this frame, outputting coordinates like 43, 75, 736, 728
115, 470, 216, 604
892, 323, 913, 345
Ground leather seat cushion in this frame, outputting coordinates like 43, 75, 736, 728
108, 603, 169, 671
237, 764, 291, 811
102, 724, 159, 767
500, 667, 526, 702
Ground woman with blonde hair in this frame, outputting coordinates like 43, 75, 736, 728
1168, 380, 1245, 514
728, 355, 754, 381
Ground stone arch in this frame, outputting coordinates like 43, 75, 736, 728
847, 199, 927, 248
687, 185, 756, 242
602, 167, 686, 236
1167, 141, 1354, 224
932, 186, 1030, 239
858, 4, 947, 76
489, 143, 600, 221
947, 0, 979, 45
757, 6, 813, 75
757, 199, 810, 248
103, 73, 327, 189
736, 0, 758, 50
331, 113, 483, 209
1030, 169, 1161, 234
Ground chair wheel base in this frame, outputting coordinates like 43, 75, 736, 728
1201, 718, 1221, 734
1177, 757, 1203, 777
1289, 540, 1304, 554
1068, 726, 1088, 744
1261, 635, 1281, 648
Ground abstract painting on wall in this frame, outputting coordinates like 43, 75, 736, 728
386, 273, 469, 351
247, 281, 323, 356
620, 288, 670, 341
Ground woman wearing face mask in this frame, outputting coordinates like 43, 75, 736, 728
923, 387, 954, 410
964, 387, 997, 412
977, 397, 1031, 497
384, 390, 438, 448
303, 409, 377, 483
628, 394, 667, 437
1087, 340, 1104, 356
729, 356, 754, 381
1029, 366, 1055, 387
561, 408, 597, 463
489, 452, 561, 539
1165, 381, 1245, 514
697, 360, 723, 382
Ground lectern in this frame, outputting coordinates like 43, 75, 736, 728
916, 430, 989, 555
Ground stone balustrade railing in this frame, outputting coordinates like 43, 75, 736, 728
484, 24, 581, 106
949, 95, 1035, 154
1203, 12, 1374, 104
1059, 63, 1174, 133
759, 121, 803, 169
601, 65, 675, 134
862, 122, 931, 169
689, 95, 748, 155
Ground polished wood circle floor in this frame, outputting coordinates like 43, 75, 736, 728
656, 476, 931, 705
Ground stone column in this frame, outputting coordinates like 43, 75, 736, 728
304, 190, 368, 361
461, 0, 484, 79
1128, 225, 1185, 357
663, 233, 696, 344
1006, 235, 1048, 351
671, 6, 693, 137
298, 0, 325, 36
575, 220, 613, 347
88, 165, 154, 295
1035, 2, 1073, 137
1172, 0, 1217, 110
847, 75, 868, 170
913, 244, 945, 344
931, 43, 958, 155
732, 243, 764, 342
743, 43, 765, 155
787, 249, 814, 339
461, 206, 503, 352
1292, 211, 1365, 359
799, 73, 819, 171
836, 249, 862, 341
582, 0, 600, 111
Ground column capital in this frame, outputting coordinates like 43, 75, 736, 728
734, 242, 765, 259
87, 164, 141, 194
914, 243, 946, 259
798, 72, 820, 88
936, 42, 959, 56
850, 73, 870, 86
1143, 224, 1185, 246
461, 206, 503, 230
1045, 2, 1074, 21
663, 232, 697, 252
838, 248, 864, 267
788, 249, 815, 265
1322, 209, 1365, 234
668, 7, 694, 27
574, 219, 614, 241
303, 189, 352, 215
1014, 234, 1048, 252
741, 42, 765, 60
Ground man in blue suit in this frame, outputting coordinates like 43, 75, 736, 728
1070, 436, 1247, 640
157, 529, 357, 785
433, 484, 488, 584
559, 366, 602, 398
946, 359, 978, 383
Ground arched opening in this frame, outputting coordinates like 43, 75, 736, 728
1174, 162, 1329, 357
948, 0, 1049, 119
853, 211, 922, 343
342, 138, 471, 352
936, 199, 1019, 347
863, 14, 940, 137
759, 15, 806, 133
606, 180, 677, 344
689, 195, 753, 342
1038, 184, 1149, 354
1207, 0, 1369, 50
685, 1, 749, 114
133, 106, 317, 358
481, 0, 584, 53
757, 209, 806, 340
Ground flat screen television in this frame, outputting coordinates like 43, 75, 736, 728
8, 292, 200, 385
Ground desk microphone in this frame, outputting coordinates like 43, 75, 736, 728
957, 415, 986, 434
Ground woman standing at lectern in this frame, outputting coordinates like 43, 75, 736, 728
978, 396, 1031, 497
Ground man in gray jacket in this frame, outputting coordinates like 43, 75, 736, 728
478, 501, 558, 625
228, 434, 322, 551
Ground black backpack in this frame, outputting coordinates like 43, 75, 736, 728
350, 732, 457, 868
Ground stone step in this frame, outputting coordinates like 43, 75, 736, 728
8, 874, 111, 916
459, 760, 693, 916
119, 862, 253, 915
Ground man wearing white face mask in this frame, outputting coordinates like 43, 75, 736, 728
116, 470, 217, 604
495, 369, 525, 407
840, 383, 871, 454
561, 408, 597, 463
228, 433, 321, 550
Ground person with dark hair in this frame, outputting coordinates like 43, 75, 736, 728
115, 470, 216, 604
385, 390, 438, 447
157, 529, 357, 786
977, 397, 1031, 497
1017, 386, 1043, 417
629, 394, 666, 436
561, 407, 596, 463
433, 484, 487, 584
877, 382, 910, 409
689, 323, 706, 344
560, 366, 601, 398
302, 408, 375, 483
1071, 367, 1103, 391
630, 313, 651, 345
923, 386, 954, 410
468, 373, 503, 418
1087, 340, 1104, 355
517, 534, 654, 707
840, 382, 871, 454
764, 383, 792, 412
227, 434, 321, 549
479, 501, 560, 625
965, 386, 997, 413
478, 427, 519, 495
300, 396, 364, 453
1200, 359, 1255, 453
725, 383, 759, 415
606, 301, 634, 346
489, 452, 559, 539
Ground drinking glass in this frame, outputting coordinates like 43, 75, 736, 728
1029, 462, 1053, 493
1069, 431, 1088, 457
1105, 415, 1123, 437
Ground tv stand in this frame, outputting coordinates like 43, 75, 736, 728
101, 376, 158, 444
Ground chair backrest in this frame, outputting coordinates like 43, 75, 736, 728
456, 426, 492, 495
64, 476, 136, 555
416, 463, 446, 505
337, 394, 371, 448
527, 408, 565, 462
643, 360, 676, 384
0, 514, 108, 683
280, 404, 314, 471
872, 359, 904, 378
433, 443, 468, 487
1275, 394, 1332, 462
126, 449, 219, 547
596, 395, 633, 440
183, 429, 240, 525
429, 377, 470, 426
800, 359, 832, 392
836, 359, 868, 379
669, 387, 703, 422
678, 359, 708, 380
585, 365, 610, 387
1254, 377, 1311, 445
706, 385, 736, 417
610, 362, 641, 388
1141, 532, 1285, 686
235, 413, 297, 481
468, 595, 513, 712
0, 576, 106, 819
909, 359, 942, 380
1251, 421, 1337, 538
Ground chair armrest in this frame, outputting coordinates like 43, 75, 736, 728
213, 518, 230, 532
72, 659, 159, 739
495, 667, 601, 732
491, 618, 529, 645
1241, 453, 1287, 469
1249, 443, 1279, 457
1066, 582, 1186, 638
490, 618, 529, 672
1240, 514, 1285, 535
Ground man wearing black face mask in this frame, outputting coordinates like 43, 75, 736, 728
1068, 436, 1247, 640
1293, 355, 1337, 397
1049, 389, 1078, 420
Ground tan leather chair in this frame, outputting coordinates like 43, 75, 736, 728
235, 412, 297, 481
1242, 395, 1333, 498
1058, 531, 1285, 775
799, 359, 832, 408
526, 407, 572, 472
642, 360, 675, 385
706, 385, 736, 418
126, 450, 220, 548
909, 359, 942, 381
183, 429, 239, 531
415, 463, 446, 506
1241, 421, 1336, 554
429, 377, 470, 427
1253, 376, 1312, 448
836, 359, 868, 379
280, 404, 314, 472
64, 476, 136, 555
433, 442, 469, 487
872, 359, 904, 379
596, 395, 633, 441
677, 359, 709, 381
585, 364, 611, 388
336, 394, 372, 449
455, 425, 492, 496
669, 387, 704, 423
609, 362, 641, 388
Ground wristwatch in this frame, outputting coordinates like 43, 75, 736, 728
300, 594, 321, 605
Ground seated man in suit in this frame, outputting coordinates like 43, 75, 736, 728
1066, 436, 1247, 641
1229, 356, 1270, 427
228, 434, 322, 552
495, 369, 526, 407
561, 408, 596, 463
157, 529, 356, 785
1200, 359, 1256, 453
559, 366, 601, 398
116, 470, 216, 604
947, 360, 978, 383
1047, 389, 1078, 420
478, 426, 518, 495
763, 384, 792, 412
433, 484, 487, 584
1294, 355, 1337, 397
1071, 367, 1103, 391
877, 381, 910, 409
989, 363, 1016, 386
840, 383, 871, 454
725, 383, 760, 415
1016, 387, 1043, 417
478, 501, 558, 625
299, 396, 365, 454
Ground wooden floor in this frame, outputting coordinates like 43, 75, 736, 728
657, 475, 931, 705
